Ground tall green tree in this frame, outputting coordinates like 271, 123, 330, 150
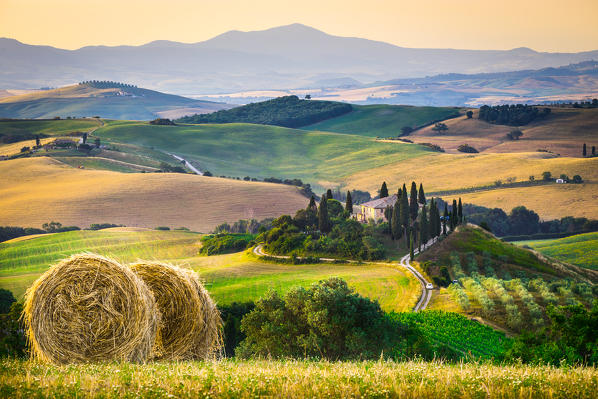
391, 199, 401, 241
420, 205, 428, 251
318, 196, 331, 233
345, 191, 353, 213
409, 232, 414, 261
428, 199, 437, 239
450, 199, 458, 231
458, 198, 463, 224
418, 183, 426, 205
409, 182, 419, 221
308, 195, 317, 211
326, 189, 333, 200
583, 143, 587, 157
379, 182, 389, 198
443, 203, 448, 235
400, 183, 409, 243
397, 188, 402, 199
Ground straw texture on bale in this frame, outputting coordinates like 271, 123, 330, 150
23, 254, 158, 364
130, 262, 219, 360
183, 268, 224, 359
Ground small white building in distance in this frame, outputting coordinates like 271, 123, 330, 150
355, 194, 397, 222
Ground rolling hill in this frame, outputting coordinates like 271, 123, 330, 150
93, 121, 433, 190
516, 232, 598, 270
2, 24, 598, 94
419, 225, 597, 333
409, 107, 598, 157
302, 104, 460, 137
0, 157, 309, 232
0, 228, 420, 311
0, 82, 229, 120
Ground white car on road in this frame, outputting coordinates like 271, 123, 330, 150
425, 283, 434, 290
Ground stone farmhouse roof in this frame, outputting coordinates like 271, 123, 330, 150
359, 194, 397, 209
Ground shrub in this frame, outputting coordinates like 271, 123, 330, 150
154, 226, 170, 231
237, 278, 396, 360
0, 302, 27, 357
200, 234, 255, 255
457, 144, 479, 153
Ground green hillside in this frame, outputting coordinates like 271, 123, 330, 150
302, 104, 460, 137
0, 118, 100, 143
0, 229, 419, 312
517, 232, 598, 270
94, 121, 432, 190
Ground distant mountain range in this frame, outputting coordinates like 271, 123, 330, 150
1, 24, 598, 95
0, 82, 229, 120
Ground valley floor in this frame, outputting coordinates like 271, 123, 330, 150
1, 358, 596, 398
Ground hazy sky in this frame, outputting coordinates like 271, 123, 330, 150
1, 0, 597, 52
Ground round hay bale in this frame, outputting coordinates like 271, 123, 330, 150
129, 262, 205, 360
183, 269, 223, 359
23, 254, 158, 364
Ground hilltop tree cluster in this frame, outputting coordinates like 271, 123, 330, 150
478, 104, 550, 126
79, 81, 138, 89
177, 96, 353, 128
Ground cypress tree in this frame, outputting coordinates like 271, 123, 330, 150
443, 203, 448, 235
593, 146, 596, 156
428, 199, 436, 239
409, 232, 414, 261
397, 188, 402, 199
391, 200, 402, 241
318, 196, 331, 233
418, 183, 426, 205
583, 143, 587, 157
409, 182, 418, 221
308, 195, 317, 211
451, 199, 458, 231
345, 191, 353, 213
400, 183, 409, 242
420, 205, 428, 250
458, 198, 463, 224
379, 182, 389, 198
326, 189, 333, 200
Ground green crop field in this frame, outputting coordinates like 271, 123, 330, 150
0, 229, 420, 312
516, 232, 598, 270
2, 358, 596, 398
94, 121, 432, 190
392, 311, 510, 359
302, 104, 460, 137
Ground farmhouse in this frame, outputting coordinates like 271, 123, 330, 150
355, 194, 397, 222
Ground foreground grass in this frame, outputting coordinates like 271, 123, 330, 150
516, 232, 598, 270
1, 358, 596, 398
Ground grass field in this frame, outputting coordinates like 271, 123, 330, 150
410, 107, 598, 157
94, 121, 432, 189
516, 232, 598, 270
0, 157, 309, 232
0, 229, 420, 312
302, 104, 460, 137
0, 118, 101, 137
2, 359, 596, 398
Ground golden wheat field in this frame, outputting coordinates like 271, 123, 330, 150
411, 108, 598, 156
345, 152, 598, 219
0, 157, 308, 232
